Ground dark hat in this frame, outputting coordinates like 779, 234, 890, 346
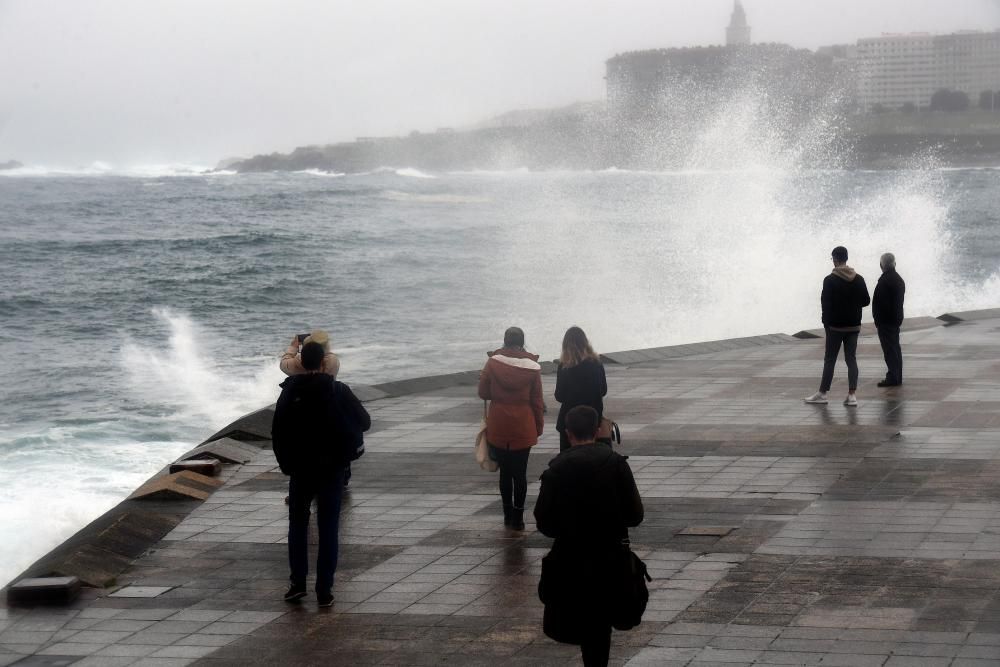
831, 246, 848, 262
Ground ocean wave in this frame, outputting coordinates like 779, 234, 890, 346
0, 162, 227, 178
293, 168, 346, 177
349, 167, 437, 179
380, 190, 491, 204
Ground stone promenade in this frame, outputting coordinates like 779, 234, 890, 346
3, 311, 1000, 666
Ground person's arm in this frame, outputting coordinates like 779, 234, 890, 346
477, 362, 492, 400
618, 458, 644, 528
323, 352, 341, 379
598, 362, 608, 398
895, 278, 905, 326
553, 364, 566, 403
341, 384, 372, 431
533, 470, 559, 538
820, 278, 831, 326
531, 371, 544, 436
859, 276, 871, 308
279, 336, 303, 376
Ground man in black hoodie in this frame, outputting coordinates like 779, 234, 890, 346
873, 252, 906, 387
805, 246, 871, 407
271, 342, 371, 607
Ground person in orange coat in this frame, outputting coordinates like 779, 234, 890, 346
478, 326, 544, 531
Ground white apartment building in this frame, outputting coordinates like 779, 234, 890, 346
856, 30, 1000, 112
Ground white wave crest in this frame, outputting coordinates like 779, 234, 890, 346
294, 168, 346, 177
0, 162, 225, 177
380, 190, 491, 204
121, 308, 284, 427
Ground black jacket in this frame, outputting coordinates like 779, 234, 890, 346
821, 267, 871, 329
872, 268, 905, 328
554, 358, 607, 433
534, 444, 644, 644
271, 373, 371, 477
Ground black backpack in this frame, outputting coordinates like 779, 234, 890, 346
272, 375, 363, 475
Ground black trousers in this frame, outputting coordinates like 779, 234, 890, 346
580, 626, 612, 666
491, 445, 530, 509
820, 329, 859, 392
877, 325, 903, 384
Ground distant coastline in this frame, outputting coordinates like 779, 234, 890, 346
223, 107, 1000, 174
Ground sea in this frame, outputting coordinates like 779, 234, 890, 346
1, 160, 999, 587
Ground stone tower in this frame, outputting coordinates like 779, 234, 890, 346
726, 0, 751, 47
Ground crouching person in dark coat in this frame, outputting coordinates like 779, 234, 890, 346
534, 406, 644, 667
271, 341, 371, 607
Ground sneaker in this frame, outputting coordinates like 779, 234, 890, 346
803, 392, 828, 404
317, 592, 334, 608
284, 584, 307, 603
844, 394, 858, 407
877, 380, 900, 387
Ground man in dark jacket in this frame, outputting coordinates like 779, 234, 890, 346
872, 252, 906, 387
271, 342, 371, 607
535, 406, 644, 667
805, 246, 871, 407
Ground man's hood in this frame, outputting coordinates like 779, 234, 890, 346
832, 266, 857, 282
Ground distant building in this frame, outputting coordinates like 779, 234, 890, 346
856, 30, 1000, 112
606, 2, 836, 123
726, 0, 751, 47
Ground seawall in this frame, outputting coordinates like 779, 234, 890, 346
5, 307, 995, 592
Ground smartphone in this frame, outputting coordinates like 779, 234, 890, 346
297, 333, 310, 343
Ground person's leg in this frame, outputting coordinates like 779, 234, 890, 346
511, 448, 531, 511
580, 626, 612, 667
877, 327, 894, 382
494, 445, 513, 522
314, 468, 346, 600
844, 332, 859, 392
558, 430, 570, 453
889, 326, 903, 384
287, 475, 314, 592
508, 448, 531, 531
820, 330, 844, 393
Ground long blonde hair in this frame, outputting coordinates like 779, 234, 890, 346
560, 326, 598, 367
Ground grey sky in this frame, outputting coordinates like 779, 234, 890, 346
1, 0, 997, 167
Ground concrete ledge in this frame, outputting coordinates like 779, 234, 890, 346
8, 499, 197, 588
601, 333, 799, 365
7, 577, 80, 606
179, 437, 261, 464
202, 406, 274, 445
793, 315, 945, 339
128, 471, 224, 501
937, 307, 1000, 323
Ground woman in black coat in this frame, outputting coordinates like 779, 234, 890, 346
554, 326, 607, 453
535, 406, 644, 667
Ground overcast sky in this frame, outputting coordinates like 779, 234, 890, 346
1, 0, 998, 167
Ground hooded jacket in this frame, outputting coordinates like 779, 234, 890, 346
534, 443, 644, 644
477, 347, 544, 450
554, 358, 607, 433
271, 373, 371, 477
821, 266, 871, 331
872, 267, 905, 328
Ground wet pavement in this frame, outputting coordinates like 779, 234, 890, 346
3, 313, 1000, 666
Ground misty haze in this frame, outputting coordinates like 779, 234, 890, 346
1, 1, 1000, 664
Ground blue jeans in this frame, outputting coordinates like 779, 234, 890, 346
288, 469, 346, 594
821, 329, 859, 392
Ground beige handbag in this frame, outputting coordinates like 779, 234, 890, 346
475, 400, 499, 472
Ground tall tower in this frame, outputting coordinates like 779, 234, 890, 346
726, 0, 751, 47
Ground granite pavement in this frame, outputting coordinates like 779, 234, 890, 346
3, 313, 1000, 666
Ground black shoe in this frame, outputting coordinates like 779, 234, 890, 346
502, 505, 513, 527
284, 584, 307, 603
877, 380, 901, 387
317, 592, 334, 608
509, 508, 525, 532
